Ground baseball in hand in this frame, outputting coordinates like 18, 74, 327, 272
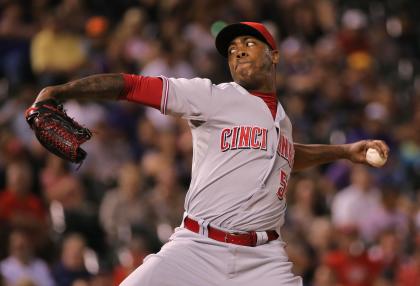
366, 148, 387, 167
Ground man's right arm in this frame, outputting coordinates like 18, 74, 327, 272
35, 73, 125, 103
292, 140, 389, 171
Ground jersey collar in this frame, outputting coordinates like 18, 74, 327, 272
231, 82, 282, 123
250, 91, 278, 120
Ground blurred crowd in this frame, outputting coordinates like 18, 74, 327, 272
0, 0, 420, 285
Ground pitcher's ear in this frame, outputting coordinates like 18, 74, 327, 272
271, 50, 280, 64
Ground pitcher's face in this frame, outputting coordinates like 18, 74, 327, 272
227, 36, 279, 90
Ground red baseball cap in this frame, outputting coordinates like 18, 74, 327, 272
215, 22, 277, 57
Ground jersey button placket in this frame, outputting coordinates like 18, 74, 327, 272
261, 125, 281, 188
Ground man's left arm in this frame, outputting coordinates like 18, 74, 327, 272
292, 140, 389, 172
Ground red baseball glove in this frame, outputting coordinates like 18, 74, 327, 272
25, 99, 92, 164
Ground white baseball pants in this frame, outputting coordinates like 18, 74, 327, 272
120, 227, 303, 286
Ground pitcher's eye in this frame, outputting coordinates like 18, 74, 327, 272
246, 42, 255, 47
228, 48, 236, 54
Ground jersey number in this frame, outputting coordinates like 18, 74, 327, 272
276, 170, 289, 200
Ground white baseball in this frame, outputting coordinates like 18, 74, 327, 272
366, 148, 387, 167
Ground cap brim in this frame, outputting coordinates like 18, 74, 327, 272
215, 23, 272, 57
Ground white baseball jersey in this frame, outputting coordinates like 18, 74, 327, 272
160, 76, 295, 234
121, 77, 302, 286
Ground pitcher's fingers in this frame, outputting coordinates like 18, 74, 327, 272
372, 140, 389, 158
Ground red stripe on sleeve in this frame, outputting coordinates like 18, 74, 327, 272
119, 74, 163, 110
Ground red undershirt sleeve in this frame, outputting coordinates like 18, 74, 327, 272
118, 73, 163, 110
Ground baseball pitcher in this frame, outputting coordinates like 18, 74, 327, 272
26, 22, 389, 286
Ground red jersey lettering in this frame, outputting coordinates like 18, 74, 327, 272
230, 127, 239, 150
238, 126, 252, 148
220, 126, 268, 152
251, 127, 262, 149
276, 169, 289, 200
260, 128, 267, 150
220, 128, 232, 152
277, 135, 294, 168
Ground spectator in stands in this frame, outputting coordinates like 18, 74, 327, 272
360, 185, 409, 243
287, 175, 328, 236
0, 229, 55, 286
331, 165, 382, 242
0, 160, 46, 230
40, 154, 85, 210
80, 118, 132, 186
30, 11, 87, 86
397, 103, 420, 190
323, 227, 383, 286
312, 265, 337, 286
54, 0, 88, 34
373, 229, 403, 285
106, 7, 155, 73
99, 162, 156, 245
140, 39, 195, 78
306, 217, 334, 259
148, 164, 185, 242
396, 243, 420, 286
112, 235, 151, 286
0, 2, 36, 89
52, 233, 91, 286
132, 116, 159, 160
